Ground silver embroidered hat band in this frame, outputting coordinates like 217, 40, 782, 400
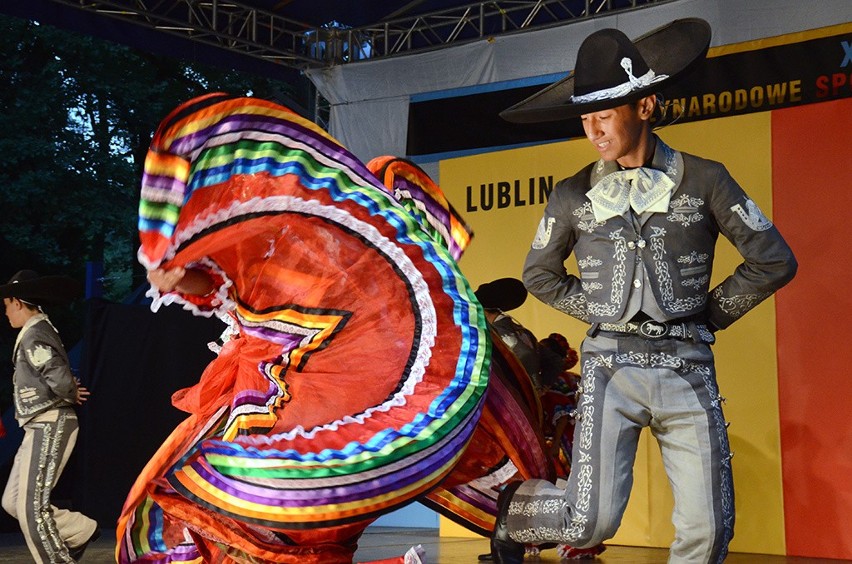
571, 57, 668, 104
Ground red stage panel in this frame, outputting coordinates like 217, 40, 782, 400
772, 97, 852, 559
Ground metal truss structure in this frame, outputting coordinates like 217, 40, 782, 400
48, 0, 674, 70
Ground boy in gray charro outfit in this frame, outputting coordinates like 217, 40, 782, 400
1, 270, 99, 563
489, 19, 797, 564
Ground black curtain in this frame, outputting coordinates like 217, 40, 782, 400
66, 298, 223, 530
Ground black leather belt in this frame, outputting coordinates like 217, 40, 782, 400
597, 317, 714, 343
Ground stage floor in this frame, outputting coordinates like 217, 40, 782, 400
0, 527, 846, 562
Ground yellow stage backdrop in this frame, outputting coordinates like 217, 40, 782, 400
437, 112, 787, 555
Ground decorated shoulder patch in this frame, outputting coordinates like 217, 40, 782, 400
26, 344, 54, 367
731, 199, 772, 231
532, 216, 556, 249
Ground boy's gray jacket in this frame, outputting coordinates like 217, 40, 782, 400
12, 318, 77, 422
523, 137, 798, 331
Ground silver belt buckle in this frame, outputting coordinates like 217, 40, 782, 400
638, 320, 669, 339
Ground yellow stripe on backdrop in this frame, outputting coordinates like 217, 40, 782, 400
438, 112, 785, 555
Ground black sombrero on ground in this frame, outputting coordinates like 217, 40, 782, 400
475, 277, 528, 312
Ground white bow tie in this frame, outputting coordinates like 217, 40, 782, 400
586, 167, 675, 222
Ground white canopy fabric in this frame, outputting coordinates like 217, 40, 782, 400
306, 0, 852, 164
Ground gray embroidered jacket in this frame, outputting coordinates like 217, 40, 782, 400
523, 137, 797, 331
12, 318, 78, 422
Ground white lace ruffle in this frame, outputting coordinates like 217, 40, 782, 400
144, 257, 235, 319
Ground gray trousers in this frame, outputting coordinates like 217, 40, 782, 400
2, 407, 97, 563
506, 333, 734, 563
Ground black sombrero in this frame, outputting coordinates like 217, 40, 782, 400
500, 18, 711, 123
0, 270, 82, 306
474, 277, 528, 312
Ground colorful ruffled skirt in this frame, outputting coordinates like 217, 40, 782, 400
119, 94, 549, 563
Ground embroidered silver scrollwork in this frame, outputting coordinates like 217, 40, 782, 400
712, 287, 771, 317
667, 193, 704, 227
582, 281, 603, 293
652, 226, 706, 313
575, 202, 606, 234
614, 350, 684, 369
699, 366, 736, 545
662, 141, 678, 177
681, 275, 710, 291
677, 251, 709, 265
553, 294, 589, 322
608, 228, 627, 304
577, 256, 603, 269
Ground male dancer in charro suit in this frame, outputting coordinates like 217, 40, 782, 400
1, 270, 99, 563
490, 19, 797, 564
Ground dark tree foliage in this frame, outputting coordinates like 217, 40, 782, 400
0, 14, 305, 304
0, 15, 307, 398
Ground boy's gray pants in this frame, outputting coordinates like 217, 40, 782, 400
2, 407, 98, 564
506, 333, 735, 564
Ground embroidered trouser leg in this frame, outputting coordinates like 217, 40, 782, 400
1, 407, 98, 563
505, 334, 734, 564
